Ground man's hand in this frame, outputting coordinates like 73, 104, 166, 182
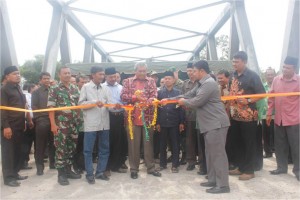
28, 120, 34, 129
236, 98, 248, 105
114, 103, 122, 110
156, 124, 161, 132
96, 101, 104, 108
179, 124, 184, 132
266, 115, 272, 126
3, 128, 12, 139
51, 124, 59, 136
178, 98, 185, 106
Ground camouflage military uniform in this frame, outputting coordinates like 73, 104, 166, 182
47, 83, 83, 168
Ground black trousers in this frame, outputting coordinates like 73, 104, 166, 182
186, 121, 197, 165
262, 119, 275, 154
160, 126, 180, 168
35, 118, 55, 170
231, 120, 257, 174
73, 131, 85, 170
197, 130, 207, 172
107, 112, 127, 171
1, 128, 24, 182
225, 125, 237, 166
255, 122, 264, 170
20, 123, 35, 165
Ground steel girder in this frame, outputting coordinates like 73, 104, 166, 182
0, 0, 18, 75
280, 0, 299, 73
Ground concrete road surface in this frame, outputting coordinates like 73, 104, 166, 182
1, 157, 300, 199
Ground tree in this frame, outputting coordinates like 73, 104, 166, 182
20, 55, 63, 83
20, 55, 44, 84
199, 34, 229, 61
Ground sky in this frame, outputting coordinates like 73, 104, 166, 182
5, 0, 289, 73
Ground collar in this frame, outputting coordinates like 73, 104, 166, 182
90, 80, 102, 89
5, 82, 19, 89
132, 75, 150, 81
104, 81, 119, 87
234, 67, 250, 77
199, 74, 211, 85
280, 73, 298, 81
40, 85, 49, 91
163, 86, 174, 92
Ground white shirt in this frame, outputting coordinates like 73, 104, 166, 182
78, 81, 112, 132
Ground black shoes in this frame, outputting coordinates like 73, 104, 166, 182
171, 167, 179, 173
200, 182, 216, 187
186, 164, 195, 171
158, 166, 167, 171
86, 176, 95, 184
21, 163, 32, 170
49, 163, 56, 169
148, 170, 162, 177
65, 166, 82, 179
197, 169, 207, 175
263, 153, 273, 158
111, 168, 127, 173
270, 169, 287, 175
95, 173, 110, 181
37, 169, 44, 176
206, 186, 230, 194
121, 163, 128, 169
4, 180, 20, 187
180, 157, 187, 165
16, 175, 28, 180
131, 172, 138, 179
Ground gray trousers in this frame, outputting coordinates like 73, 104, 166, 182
204, 127, 229, 187
274, 124, 299, 177
126, 126, 155, 173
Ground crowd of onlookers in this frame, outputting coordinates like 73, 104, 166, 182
1, 51, 299, 194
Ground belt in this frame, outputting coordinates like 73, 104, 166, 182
110, 112, 124, 116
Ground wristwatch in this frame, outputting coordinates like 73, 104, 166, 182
247, 98, 252, 104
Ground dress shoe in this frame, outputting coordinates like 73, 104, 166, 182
197, 169, 207, 175
148, 170, 161, 177
112, 168, 127, 173
21, 165, 32, 170
270, 169, 287, 175
200, 181, 216, 187
95, 173, 110, 181
74, 168, 83, 174
121, 163, 128, 169
86, 176, 95, 184
37, 169, 44, 176
180, 158, 187, 165
186, 164, 195, 171
4, 180, 20, 187
229, 168, 242, 175
65, 169, 81, 179
16, 175, 28, 180
206, 186, 230, 194
239, 173, 255, 180
131, 172, 138, 179
171, 167, 179, 173
263, 153, 272, 158
104, 170, 111, 177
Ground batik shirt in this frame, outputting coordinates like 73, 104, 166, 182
229, 68, 265, 122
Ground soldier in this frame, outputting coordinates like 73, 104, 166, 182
47, 66, 82, 186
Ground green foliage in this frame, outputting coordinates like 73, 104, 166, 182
20, 55, 44, 84
20, 55, 63, 83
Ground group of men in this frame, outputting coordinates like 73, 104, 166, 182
1, 51, 299, 194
